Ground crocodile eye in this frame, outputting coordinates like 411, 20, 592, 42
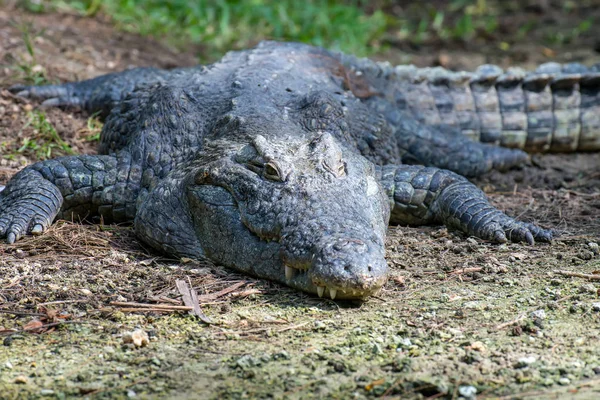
264, 162, 283, 182
337, 162, 346, 177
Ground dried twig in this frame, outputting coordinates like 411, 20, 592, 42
113, 307, 189, 313
37, 299, 88, 306
275, 321, 311, 333
553, 270, 600, 281
494, 314, 526, 331
110, 302, 192, 311
147, 295, 181, 305
197, 281, 247, 301
449, 267, 483, 275
0, 309, 46, 317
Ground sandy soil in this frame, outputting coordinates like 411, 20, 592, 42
1, 4, 600, 399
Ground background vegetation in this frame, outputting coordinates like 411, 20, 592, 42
21, 0, 387, 58
17, 0, 598, 61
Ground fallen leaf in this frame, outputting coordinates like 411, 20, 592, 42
176, 279, 212, 324
23, 319, 44, 331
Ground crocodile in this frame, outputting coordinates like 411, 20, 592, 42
2, 40, 577, 300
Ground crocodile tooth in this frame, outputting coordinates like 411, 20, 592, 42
329, 288, 337, 300
285, 265, 295, 281
317, 286, 325, 298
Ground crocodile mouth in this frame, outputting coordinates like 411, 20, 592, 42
281, 264, 386, 300
276, 229, 389, 300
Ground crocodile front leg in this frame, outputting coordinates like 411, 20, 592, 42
379, 164, 552, 244
0, 152, 141, 243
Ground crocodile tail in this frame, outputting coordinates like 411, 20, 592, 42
474, 62, 600, 152
337, 53, 600, 152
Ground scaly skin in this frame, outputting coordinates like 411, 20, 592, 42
338, 54, 600, 152
1, 41, 554, 300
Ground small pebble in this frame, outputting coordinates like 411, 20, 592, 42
542, 378, 554, 386
458, 385, 477, 399
530, 309, 546, 320
15, 249, 27, 259
14, 375, 28, 384
122, 329, 149, 347
558, 377, 571, 385
517, 356, 537, 367
579, 284, 596, 294
470, 341, 486, 353
592, 303, 600, 312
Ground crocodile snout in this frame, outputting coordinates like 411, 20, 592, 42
308, 236, 388, 300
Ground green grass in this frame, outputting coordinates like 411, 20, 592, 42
7, 21, 51, 85
18, 0, 596, 60
83, 113, 104, 142
546, 18, 593, 45
17, 111, 75, 160
391, 0, 500, 44
388, 0, 596, 49
21, 0, 388, 60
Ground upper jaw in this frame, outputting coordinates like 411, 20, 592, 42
282, 264, 387, 300
280, 254, 388, 300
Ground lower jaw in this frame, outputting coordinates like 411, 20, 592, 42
219, 243, 382, 300
282, 267, 383, 300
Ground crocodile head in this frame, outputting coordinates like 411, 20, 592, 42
187, 125, 390, 300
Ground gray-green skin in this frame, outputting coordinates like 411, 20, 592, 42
1, 42, 561, 300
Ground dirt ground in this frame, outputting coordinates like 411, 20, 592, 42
1, 4, 600, 400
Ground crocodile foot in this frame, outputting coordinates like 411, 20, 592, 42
9, 82, 81, 108
0, 169, 63, 243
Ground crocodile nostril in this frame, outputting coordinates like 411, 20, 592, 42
344, 265, 350, 271
368, 265, 373, 272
